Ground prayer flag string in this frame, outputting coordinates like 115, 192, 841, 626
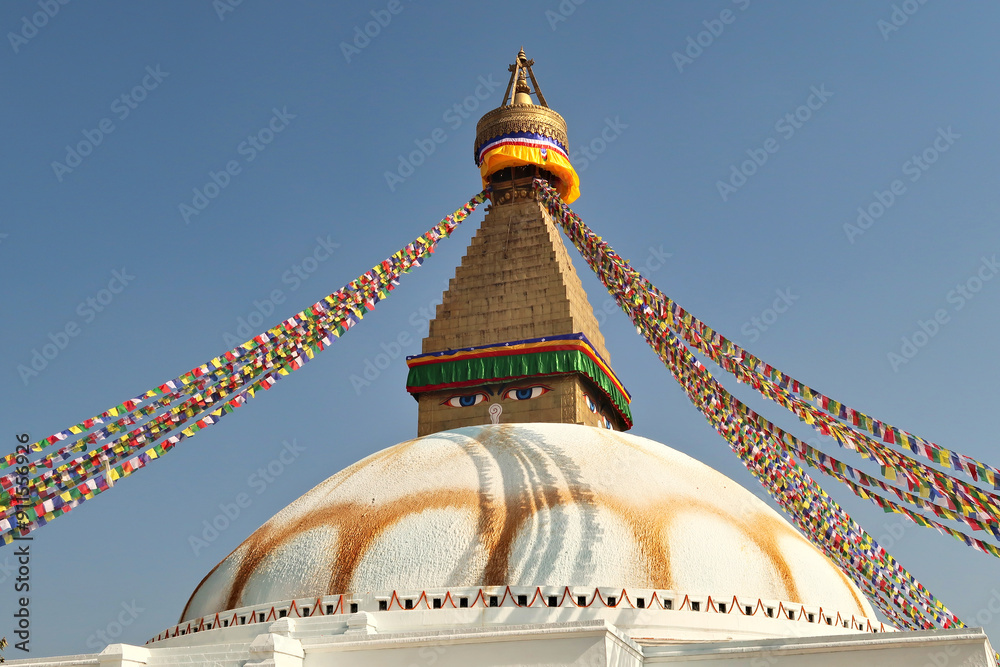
530, 178, 1000, 550
0, 192, 488, 544
532, 177, 970, 631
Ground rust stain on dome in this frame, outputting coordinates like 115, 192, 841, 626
470, 426, 575, 585
594, 492, 674, 590
743, 513, 799, 602
221, 489, 485, 612
591, 430, 806, 603
183, 439, 420, 620
182, 426, 872, 622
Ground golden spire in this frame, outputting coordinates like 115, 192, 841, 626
404, 50, 628, 436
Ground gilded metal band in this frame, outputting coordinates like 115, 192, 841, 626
474, 104, 569, 164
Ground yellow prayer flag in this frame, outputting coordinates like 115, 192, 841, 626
939, 448, 953, 468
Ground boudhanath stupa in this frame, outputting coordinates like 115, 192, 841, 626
10, 50, 996, 667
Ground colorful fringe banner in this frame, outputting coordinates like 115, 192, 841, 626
405, 333, 632, 426
0, 192, 489, 544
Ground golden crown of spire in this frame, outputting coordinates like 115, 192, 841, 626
474, 48, 569, 164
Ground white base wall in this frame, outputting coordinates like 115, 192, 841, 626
7, 616, 995, 667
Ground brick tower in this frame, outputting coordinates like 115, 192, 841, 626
406, 49, 631, 436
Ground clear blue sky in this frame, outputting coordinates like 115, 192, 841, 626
2, 0, 999, 657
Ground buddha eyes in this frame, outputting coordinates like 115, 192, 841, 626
503, 385, 550, 401
443, 392, 489, 407
584, 393, 613, 429
442, 385, 550, 407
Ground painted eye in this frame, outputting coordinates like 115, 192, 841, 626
443, 392, 489, 407
503, 385, 551, 401
601, 415, 613, 429
584, 393, 598, 414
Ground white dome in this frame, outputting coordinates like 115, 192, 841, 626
181, 423, 875, 622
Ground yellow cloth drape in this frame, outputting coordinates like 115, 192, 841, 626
479, 144, 581, 203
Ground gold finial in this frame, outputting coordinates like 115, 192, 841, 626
513, 68, 532, 105
476, 48, 567, 166
502, 48, 549, 108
